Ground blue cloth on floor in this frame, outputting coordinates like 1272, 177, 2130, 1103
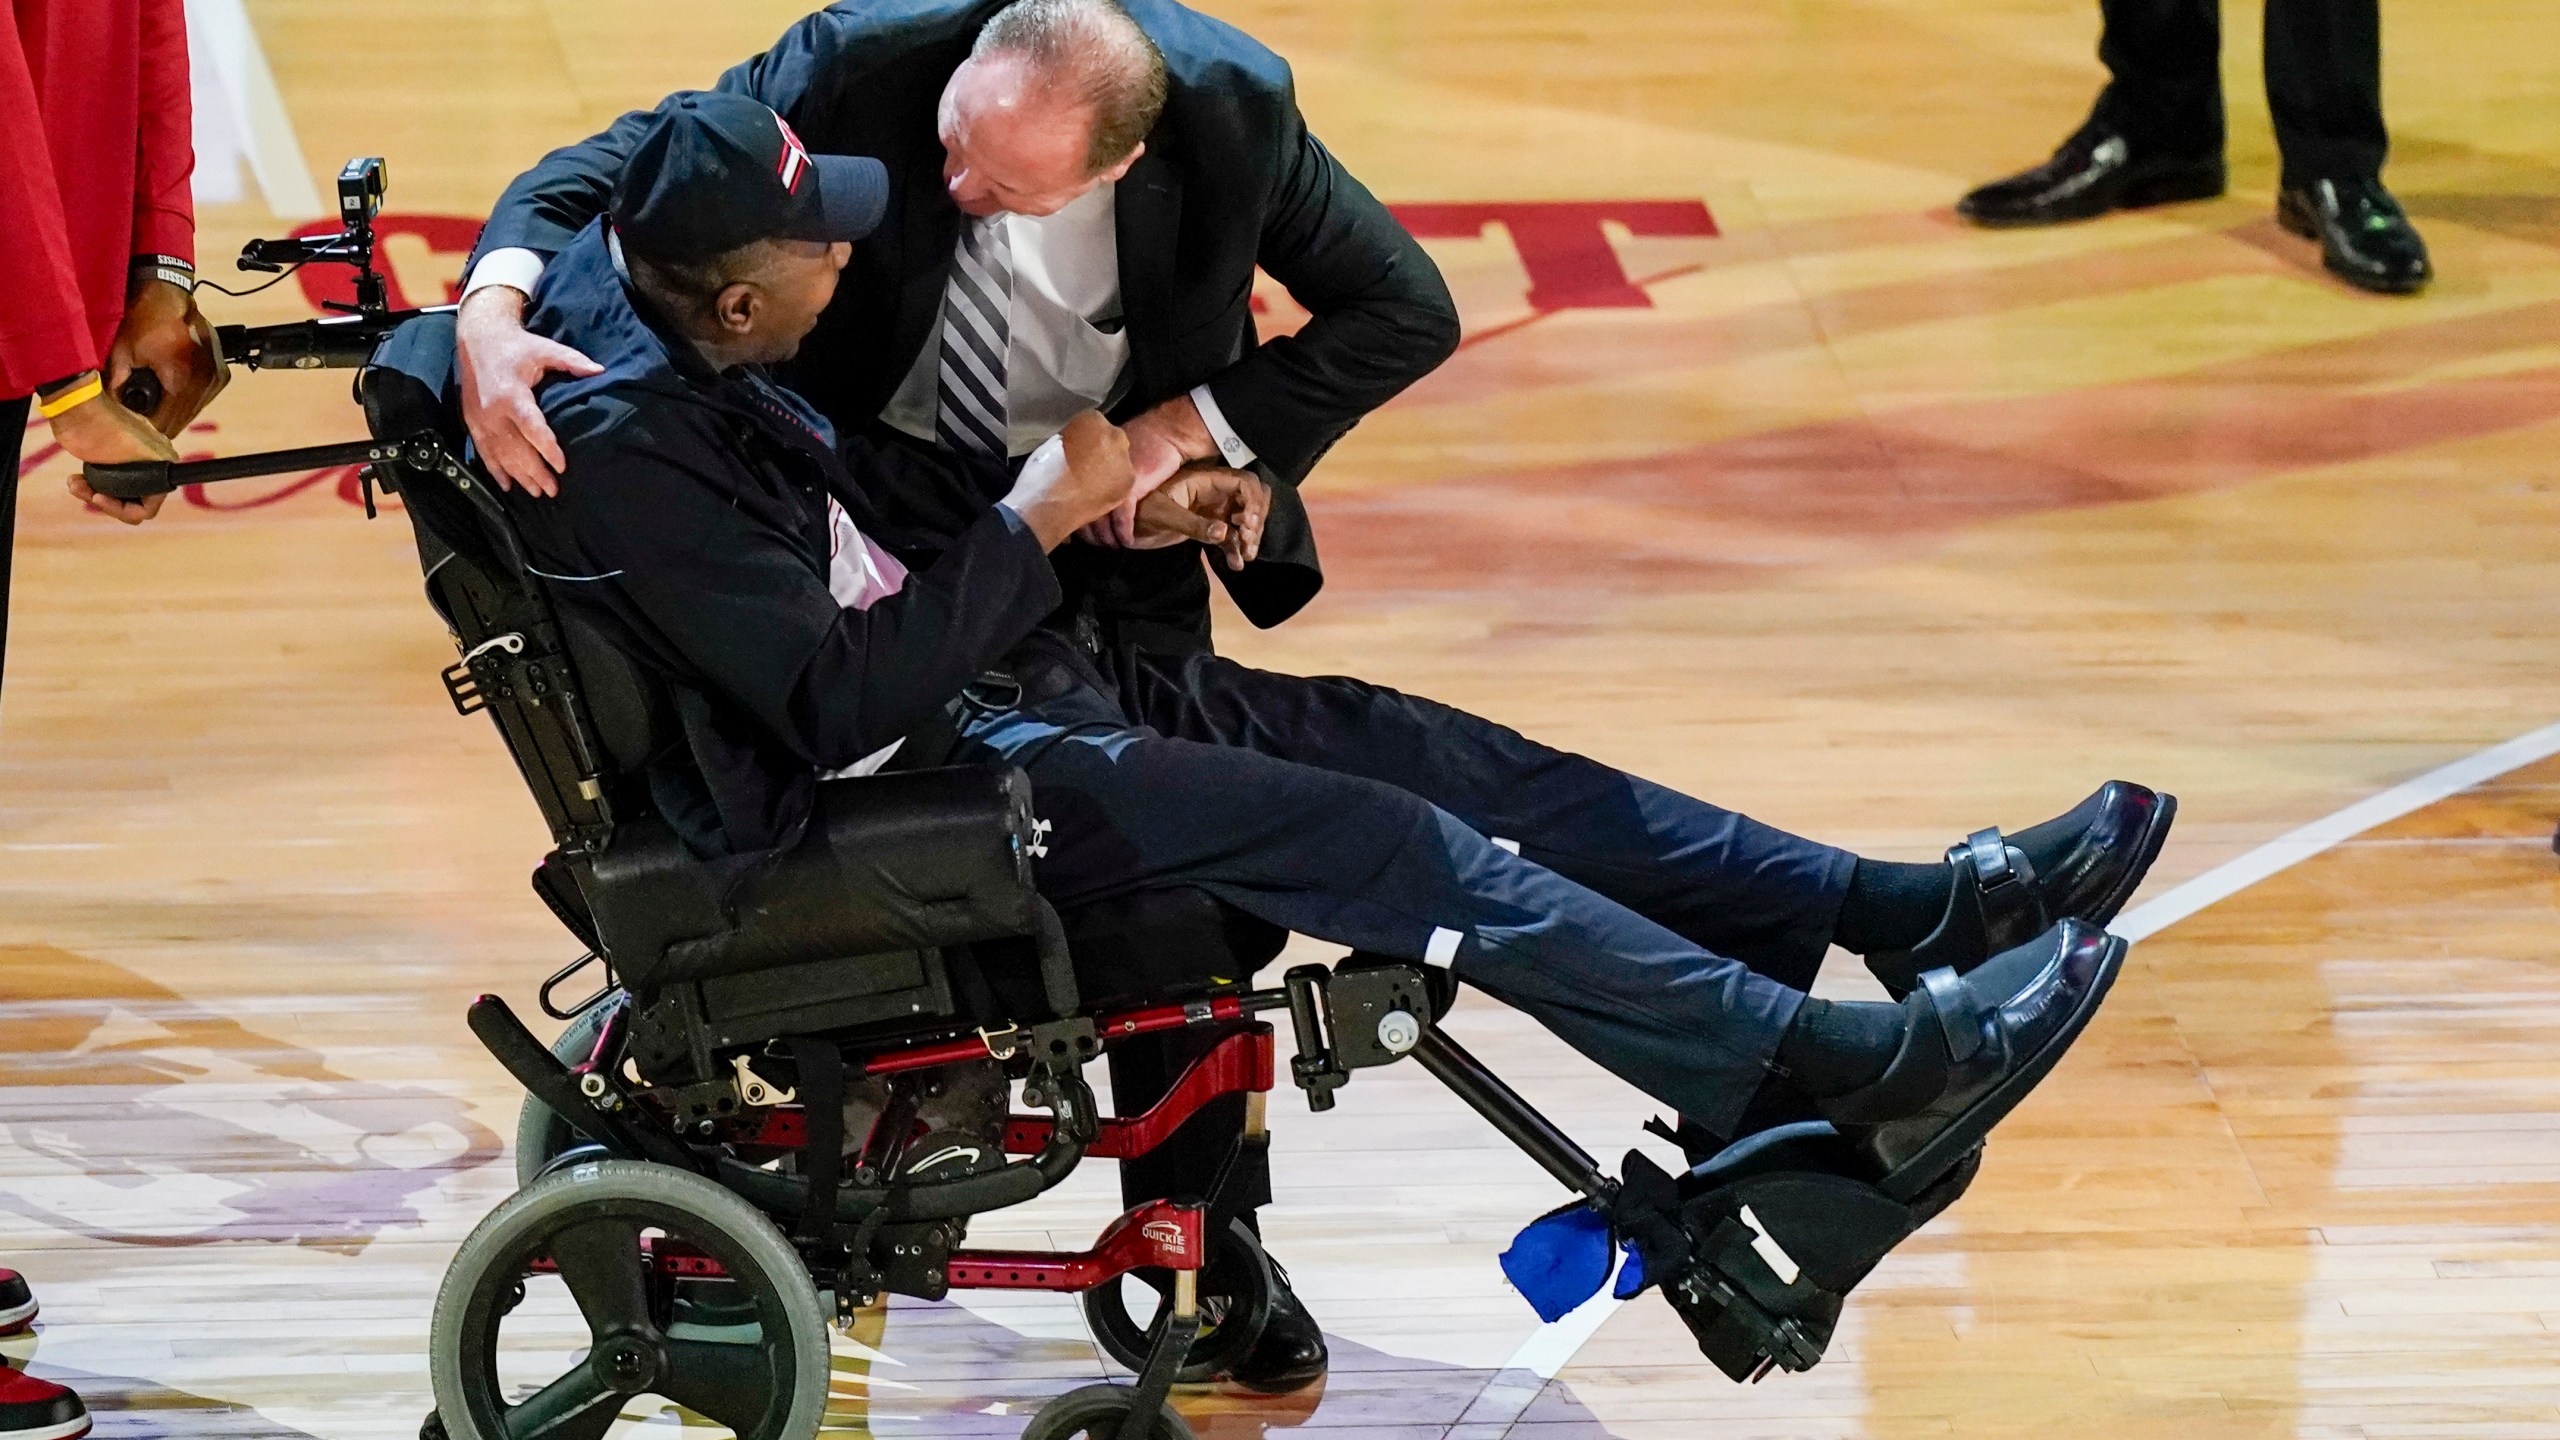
1500, 1205, 1617, 1322
1612, 1238, 1650, 1299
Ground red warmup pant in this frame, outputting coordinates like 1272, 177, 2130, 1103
0, 0, 197, 701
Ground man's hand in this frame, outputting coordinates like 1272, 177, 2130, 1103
456, 285, 603, 497
106, 278, 227, 436
1132, 467, 1269, 571
1003, 413, 1137, 549
1078, 392, 1220, 548
46, 376, 179, 524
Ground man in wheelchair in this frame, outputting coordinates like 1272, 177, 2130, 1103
491, 81, 2169, 1361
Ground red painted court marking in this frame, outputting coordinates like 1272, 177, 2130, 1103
1457, 263, 1707, 352
1395, 200, 1719, 309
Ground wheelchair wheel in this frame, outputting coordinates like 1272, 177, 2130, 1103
1022, 1383, 1196, 1440
1080, 1217, 1273, 1384
515, 995, 620, 1188
429, 1157, 831, 1440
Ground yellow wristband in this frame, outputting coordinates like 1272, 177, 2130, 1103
36, 374, 104, 419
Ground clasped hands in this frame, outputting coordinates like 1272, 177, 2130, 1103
1104, 394, 1267, 571
1126, 463, 1268, 571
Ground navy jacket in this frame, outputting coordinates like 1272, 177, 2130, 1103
471, 0, 1460, 645
503, 220, 1061, 856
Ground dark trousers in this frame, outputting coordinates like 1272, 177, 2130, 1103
2, 397, 27, 706
955, 631, 1855, 1206
2093, 0, 2387, 183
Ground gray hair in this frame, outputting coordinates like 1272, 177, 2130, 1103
972, 0, 1167, 172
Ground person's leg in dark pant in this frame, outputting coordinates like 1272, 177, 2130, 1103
2259, 0, 2423, 292
1105, 1023, 1269, 1211
960, 707, 1808, 1137
2263, 0, 2387, 184
2091, 0, 2228, 160
1, 397, 29, 708
1116, 650, 1855, 992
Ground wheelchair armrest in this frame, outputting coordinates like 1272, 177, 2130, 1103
581, 765, 1044, 993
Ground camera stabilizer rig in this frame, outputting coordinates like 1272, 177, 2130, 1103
96, 157, 447, 514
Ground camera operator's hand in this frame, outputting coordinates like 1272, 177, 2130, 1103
456, 285, 602, 498
1131, 466, 1268, 571
106, 277, 228, 436
42, 374, 179, 525
1002, 413, 1136, 550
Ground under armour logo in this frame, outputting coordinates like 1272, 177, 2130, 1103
1026, 817, 1053, 860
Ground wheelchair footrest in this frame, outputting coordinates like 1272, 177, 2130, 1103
1614, 1129, 1982, 1382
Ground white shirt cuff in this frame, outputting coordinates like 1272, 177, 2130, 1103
464, 247, 548, 302
1188, 383, 1256, 468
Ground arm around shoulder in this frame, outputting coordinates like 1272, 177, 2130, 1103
472, 6, 871, 265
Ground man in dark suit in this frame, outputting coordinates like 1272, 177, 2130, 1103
449, 0, 1458, 1390
1955, 0, 2430, 295
457, 0, 1456, 649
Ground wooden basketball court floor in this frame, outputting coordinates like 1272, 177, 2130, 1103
7, 0, 2560, 1435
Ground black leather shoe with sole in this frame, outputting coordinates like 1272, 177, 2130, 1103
1958, 127, 2224, 227
1866, 781, 2174, 996
2277, 177, 2432, 294
1228, 1266, 1328, 1393
1828, 920, 2128, 1201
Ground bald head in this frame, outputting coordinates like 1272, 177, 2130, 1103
939, 0, 1167, 217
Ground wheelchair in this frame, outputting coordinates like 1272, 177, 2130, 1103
87, 179, 1983, 1440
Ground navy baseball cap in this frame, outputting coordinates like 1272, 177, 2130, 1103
609, 91, 890, 262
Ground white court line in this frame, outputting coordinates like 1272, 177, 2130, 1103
1470, 718, 2560, 1413
188, 0, 324, 218
2109, 718, 2560, 943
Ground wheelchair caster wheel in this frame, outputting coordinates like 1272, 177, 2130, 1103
430, 1158, 831, 1440
1022, 1383, 1196, 1440
1080, 1217, 1274, 1384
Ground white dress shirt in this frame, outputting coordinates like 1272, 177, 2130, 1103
465, 184, 1258, 466
881, 183, 1128, 456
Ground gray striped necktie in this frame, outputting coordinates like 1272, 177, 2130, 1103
936, 215, 1014, 459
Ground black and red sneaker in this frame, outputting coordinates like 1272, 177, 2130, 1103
0, 1369, 88, 1440
0, 1273, 32, 1337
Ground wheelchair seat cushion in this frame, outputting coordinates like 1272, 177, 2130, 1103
579, 765, 1044, 994
1055, 887, 1289, 1005
954, 886, 1288, 1020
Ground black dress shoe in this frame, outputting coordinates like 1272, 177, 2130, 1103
2277, 177, 2431, 294
2018, 780, 2176, 928
1866, 781, 2175, 996
1958, 126, 2225, 228
1826, 919, 2127, 1201
1228, 1261, 1328, 1393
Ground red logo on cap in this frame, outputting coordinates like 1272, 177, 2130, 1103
774, 111, 812, 194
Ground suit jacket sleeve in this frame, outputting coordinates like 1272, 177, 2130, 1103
1200, 93, 1461, 484
566, 416, 1060, 773
472, 9, 865, 264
